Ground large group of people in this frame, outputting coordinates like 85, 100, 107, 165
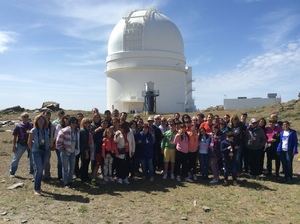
9, 108, 298, 195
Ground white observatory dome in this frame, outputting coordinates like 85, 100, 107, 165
107, 9, 184, 56
105, 9, 195, 113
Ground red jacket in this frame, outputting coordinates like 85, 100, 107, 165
102, 137, 118, 157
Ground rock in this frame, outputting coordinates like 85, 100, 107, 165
21, 220, 28, 223
3, 218, 10, 222
202, 206, 211, 212
7, 182, 24, 190
0, 106, 25, 114
193, 200, 197, 207
41, 101, 60, 111
0, 211, 7, 216
181, 216, 188, 221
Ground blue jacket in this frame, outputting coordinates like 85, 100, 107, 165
138, 131, 154, 159
277, 129, 298, 154
30, 128, 50, 152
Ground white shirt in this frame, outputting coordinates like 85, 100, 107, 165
282, 130, 290, 151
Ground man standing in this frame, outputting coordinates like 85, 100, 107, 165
10, 112, 33, 177
247, 118, 267, 177
148, 116, 163, 173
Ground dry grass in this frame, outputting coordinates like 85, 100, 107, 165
0, 101, 300, 224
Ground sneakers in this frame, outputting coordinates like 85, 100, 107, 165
170, 173, 175, 180
176, 176, 181, 182
223, 179, 229, 186
9, 174, 15, 178
209, 179, 219, 184
91, 178, 97, 185
185, 177, 194, 183
117, 178, 123, 184
34, 190, 41, 196
193, 175, 198, 181
163, 173, 168, 179
123, 178, 130, 185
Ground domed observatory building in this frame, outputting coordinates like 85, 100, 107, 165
106, 9, 195, 113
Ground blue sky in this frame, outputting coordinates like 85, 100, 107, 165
0, 0, 300, 111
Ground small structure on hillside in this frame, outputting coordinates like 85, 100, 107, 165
224, 93, 281, 110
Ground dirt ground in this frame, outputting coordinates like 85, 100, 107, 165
0, 129, 299, 224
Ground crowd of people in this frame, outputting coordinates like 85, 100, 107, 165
9, 108, 298, 195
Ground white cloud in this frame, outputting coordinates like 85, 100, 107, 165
0, 74, 34, 83
0, 31, 17, 53
252, 9, 300, 49
194, 40, 300, 109
38, 0, 164, 41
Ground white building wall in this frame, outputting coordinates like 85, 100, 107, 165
107, 69, 186, 113
224, 98, 281, 110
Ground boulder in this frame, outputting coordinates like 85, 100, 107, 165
41, 101, 60, 111
0, 106, 25, 114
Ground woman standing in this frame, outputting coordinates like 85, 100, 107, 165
79, 118, 93, 182
114, 123, 135, 184
174, 124, 190, 182
56, 117, 80, 188
277, 121, 298, 182
265, 119, 281, 177
28, 114, 50, 195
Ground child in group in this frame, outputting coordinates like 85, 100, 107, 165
174, 124, 190, 182
102, 127, 118, 182
138, 123, 155, 181
221, 132, 239, 185
198, 127, 211, 180
187, 124, 199, 181
209, 125, 221, 184
161, 119, 177, 179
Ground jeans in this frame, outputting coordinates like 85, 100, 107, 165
266, 146, 280, 176
222, 151, 238, 180
141, 158, 154, 178
61, 151, 76, 185
56, 149, 62, 179
199, 153, 209, 177
103, 153, 114, 177
43, 151, 51, 178
10, 144, 33, 175
280, 151, 294, 180
210, 156, 219, 180
32, 150, 49, 191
